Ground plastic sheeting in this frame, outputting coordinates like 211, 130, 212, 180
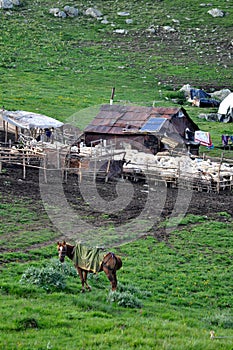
1, 110, 64, 130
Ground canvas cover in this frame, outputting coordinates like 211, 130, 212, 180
73, 243, 104, 273
218, 93, 233, 116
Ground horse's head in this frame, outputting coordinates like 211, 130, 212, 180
57, 241, 67, 262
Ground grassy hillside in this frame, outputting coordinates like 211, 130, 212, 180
1, 1, 233, 115
0, 1, 233, 349
1, 0, 233, 154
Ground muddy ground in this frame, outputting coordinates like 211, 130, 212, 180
1, 163, 232, 252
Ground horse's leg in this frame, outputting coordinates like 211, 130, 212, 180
103, 267, 117, 291
83, 270, 92, 291
76, 266, 85, 293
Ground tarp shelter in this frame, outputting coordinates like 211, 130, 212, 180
0, 109, 64, 143
84, 104, 199, 155
217, 92, 233, 122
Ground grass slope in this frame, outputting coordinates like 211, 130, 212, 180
0, 1, 233, 349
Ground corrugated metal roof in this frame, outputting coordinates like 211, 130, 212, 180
84, 104, 184, 135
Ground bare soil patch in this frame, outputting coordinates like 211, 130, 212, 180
0, 164, 232, 253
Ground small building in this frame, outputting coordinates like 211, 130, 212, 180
0, 109, 64, 144
84, 104, 200, 155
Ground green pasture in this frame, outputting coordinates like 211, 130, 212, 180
0, 0, 233, 349
1, 202, 233, 349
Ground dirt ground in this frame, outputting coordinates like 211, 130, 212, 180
1, 163, 232, 251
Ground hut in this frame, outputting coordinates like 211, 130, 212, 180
83, 104, 200, 155
0, 109, 64, 144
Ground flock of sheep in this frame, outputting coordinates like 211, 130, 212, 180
76, 144, 233, 192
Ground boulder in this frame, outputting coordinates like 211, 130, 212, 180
64, 6, 79, 17
207, 8, 224, 17
49, 8, 60, 16
0, 0, 14, 8
210, 89, 231, 101
57, 11, 66, 18
85, 7, 102, 18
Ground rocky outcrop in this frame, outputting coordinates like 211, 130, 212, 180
49, 6, 79, 18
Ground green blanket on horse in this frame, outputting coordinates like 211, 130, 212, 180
73, 243, 105, 273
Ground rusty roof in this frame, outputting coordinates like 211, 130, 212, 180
84, 104, 192, 135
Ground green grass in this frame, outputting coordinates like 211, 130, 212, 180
1, 215, 233, 349
0, 1, 233, 349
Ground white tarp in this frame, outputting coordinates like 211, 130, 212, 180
218, 92, 233, 115
1, 110, 64, 130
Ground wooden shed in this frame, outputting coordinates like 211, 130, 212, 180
84, 104, 200, 155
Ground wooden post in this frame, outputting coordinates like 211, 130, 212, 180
23, 152, 26, 179
44, 154, 47, 184
93, 157, 97, 183
5, 122, 8, 145
79, 160, 82, 183
217, 152, 224, 193
15, 126, 19, 142
105, 159, 111, 183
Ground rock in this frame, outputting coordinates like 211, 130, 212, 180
146, 26, 157, 34
162, 26, 176, 32
101, 18, 109, 24
57, 11, 66, 18
64, 6, 79, 17
179, 84, 193, 98
49, 8, 60, 15
85, 7, 102, 18
117, 11, 130, 16
207, 8, 224, 17
125, 19, 133, 24
198, 113, 219, 122
210, 89, 231, 101
0, 0, 13, 9
11, 0, 20, 4
113, 29, 128, 34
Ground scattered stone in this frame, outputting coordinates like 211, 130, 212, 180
64, 6, 78, 17
85, 7, 102, 18
200, 3, 213, 6
0, 0, 16, 9
180, 84, 193, 94
210, 89, 231, 101
117, 11, 130, 16
101, 18, 109, 24
207, 8, 224, 17
57, 11, 66, 18
162, 26, 176, 32
198, 113, 219, 122
49, 6, 79, 18
146, 26, 156, 34
49, 8, 60, 16
113, 29, 128, 34
125, 19, 133, 24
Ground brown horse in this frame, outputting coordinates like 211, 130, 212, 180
57, 241, 122, 292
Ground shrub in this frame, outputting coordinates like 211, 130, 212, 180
108, 290, 143, 308
48, 258, 77, 277
16, 317, 39, 331
20, 266, 66, 292
204, 311, 233, 329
